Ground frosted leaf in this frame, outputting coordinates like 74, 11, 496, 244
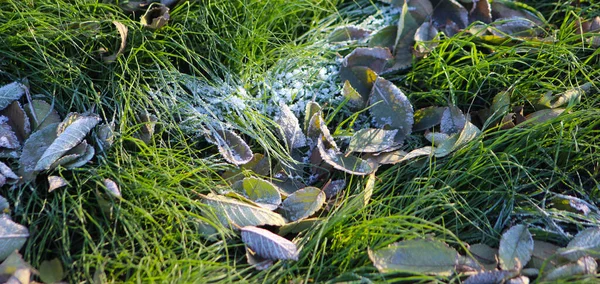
103, 178, 121, 199
0, 82, 25, 111
322, 179, 346, 199
0, 101, 30, 142
440, 106, 466, 135
241, 226, 299, 261
18, 123, 59, 183
35, 113, 100, 171
431, 0, 469, 29
0, 116, 19, 149
23, 100, 61, 131
435, 121, 480, 158
280, 187, 325, 222
543, 256, 597, 281
464, 270, 519, 284
47, 176, 68, 192
241, 177, 282, 210
558, 227, 600, 261
341, 47, 392, 74
245, 246, 273, 271
318, 138, 375, 176
0, 162, 17, 181
387, 1, 420, 71
339, 66, 378, 100
490, 18, 537, 37
414, 22, 439, 54
328, 25, 371, 42
204, 128, 253, 166
369, 238, 459, 275
342, 80, 365, 109
306, 112, 337, 150
0, 215, 29, 261
275, 104, 306, 149
369, 25, 397, 53
200, 193, 286, 228
369, 77, 414, 136
529, 240, 561, 270
499, 224, 533, 270
62, 143, 95, 169
348, 128, 401, 153
424, 132, 450, 147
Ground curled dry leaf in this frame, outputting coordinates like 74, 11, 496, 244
280, 187, 325, 222
328, 25, 371, 42
0, 215, 29, 261
369, 77, 414, 136
241, 226, 299, 261
0, 101, 31, 142
498, 224, 533, 270
204, 128, 253, 166
141, 4, 170, 30
414, 21, 439, 55
103, 178, 121, 199
0, 116, 20, 150
538, 83, 591, 109
104, 21, 128, 63
47, 176, 68, 192
369, 238, 459, 275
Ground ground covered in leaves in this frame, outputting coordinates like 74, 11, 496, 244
2, 0, 600, 283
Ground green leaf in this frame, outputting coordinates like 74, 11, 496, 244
275, 104, 306, 150
278, 218, 322, 236
39, 258, 64, 284
434, 121, 480, 158
0, 215, 29, 261
241, 226, 299, 261
499, 224, 533, 270
18, 123, 59, 182
303, 102, 321, 133
318, 137, 375, 176
205, 128, 253, 166
558, 227, 600, 261
280, 186, 325, 222
242, 177, 282, 210
348, 128, 401, 153
200, 193, 286, 228
491, 91, 511, 119
307, 112, 338, 150
23, 100, 61, 132
369, 77, 414, 135
543, 256, 597, 281
491, 0, 544, 26
339, 66, 378, 100
368, 238, 459, 275
0, 82, 25, 111
35, 113, 100, 171
328, 25, 371, 42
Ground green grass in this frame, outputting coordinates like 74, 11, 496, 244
1, 0, 600, 283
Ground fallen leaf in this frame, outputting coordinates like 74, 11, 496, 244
348, 128, 401, 153
431, 0, 469, 29
39, 258, 64, 284
414, 21, 439, 55
558, 227, 600, 261
241, 177, 282, 210
23, 100, 61, 131
0, 116, 20, 149
103, 21, 128, 63
318, 137, 375, 176
543, 256, 597, 281
0, 82, 25, 111
47, 176, 68, 192
328, 25, 371, 42
499, 224, 533, 270
278, 218, 322, 236
363, 172, 376, 207
245, 246, 273, 271
0, 101, 31, 142
280, 187, 325, 222
0, 215, 29, 261
321, 179, 346, 199
141, 4, 170, 30
369, 77, 414, 135
103, 178, 121, 199
18, 123, 59, 182
205, 128, 253, 166
342, 80, 365, 109
434, 121, 480, 157
200, 193, 286, 228
440, 106, 466, 134
275, 104, 306, 150
464, 269, 519, 284
413, 106, 446, 131
241, 226, 299, 261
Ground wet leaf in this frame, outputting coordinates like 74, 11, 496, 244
368, 238, 459, 275
141, 4, 170, 30
529, 240, 561, 271
205, 128, 253, 166
499, 224, 533, 270
39, 258, 64, 284
18, 123, 59, 182
241, 177, 282, 210
434, 121, 480, 158
431, 0, 469, 29
413, 106, 445, 131
103, 21, 128, 63
469, 243, 498, 270
543, 256, 597, 281
318, 138, 374, 176
342, 80, 365, 109
280, 186, 325, 222
23, 100, 61, 131
0, 101, 30, 142
0, 116, 20, 149
538, 83, 591, 109
103, 178, 121, 199
440, 106, 465, 134
328, 25, 371, 42
35, 113, 100, 171
464, 269, 519, 284
200, 193, 286, 228
0, 82, 25, 111
348, 128, 401, 153
339, 66, 378, 100
276, 104, 306, 149
322, 179, 346, 199
363, 172, 376, 207
241, 226, 299, 261
278, 218, 322, 236
558, 227, 600, 261
47, 176, 68, 192
369, 77, 414, 135
0, 215, 29, 261
414, 22, 439, 55
245, 246, 273, 271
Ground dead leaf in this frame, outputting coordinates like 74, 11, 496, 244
103, 21, 128, 63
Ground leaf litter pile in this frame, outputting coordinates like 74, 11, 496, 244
2, 0, 600, 282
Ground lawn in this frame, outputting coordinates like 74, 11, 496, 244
1, 0, 600, 283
